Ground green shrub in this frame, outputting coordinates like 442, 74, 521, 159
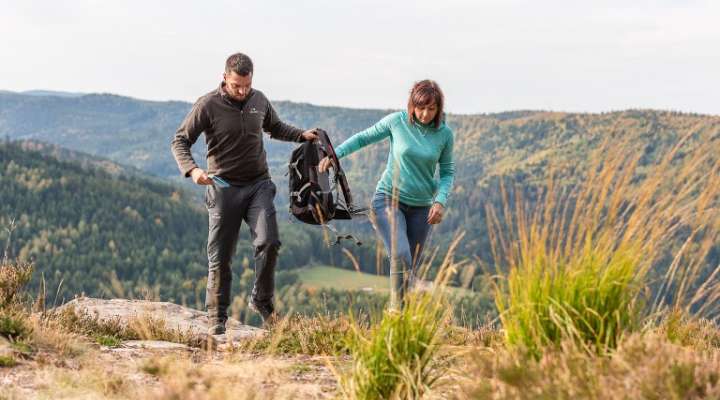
0, 309, 31, 340
0, 355, 16, 367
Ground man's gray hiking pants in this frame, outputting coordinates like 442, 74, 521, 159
204, 178, 280, 323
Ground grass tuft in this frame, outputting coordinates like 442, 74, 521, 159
0, 308, 32, 340
0, 354, 16, 367
0, 259, 32, 307
237, 313, 352, 355
94, 334, 122, 347
340, 292, 450, 399
49, 305, 201, 347
490, 129, 720, 356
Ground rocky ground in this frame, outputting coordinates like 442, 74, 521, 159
0, 298, 341, 399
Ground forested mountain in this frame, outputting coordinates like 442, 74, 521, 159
0, 141, 493, 322
0, 141, 376, 304
2, 91, 719, 288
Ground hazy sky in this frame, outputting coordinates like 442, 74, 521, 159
2, 0, 719, 114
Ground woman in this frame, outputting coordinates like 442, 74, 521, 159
319, 80, 455, 310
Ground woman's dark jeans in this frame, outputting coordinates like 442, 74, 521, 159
371, 191, 432, 310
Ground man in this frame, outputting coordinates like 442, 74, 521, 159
171, 52, 318, 334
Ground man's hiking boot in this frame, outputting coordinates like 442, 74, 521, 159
207, 317, 226, 335
248, 299, 278, 327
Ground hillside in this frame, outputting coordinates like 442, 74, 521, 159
0, 142, 497, 325
0, 140, 208, 302
0, 141, 353, 305
0, 142, 388, 307
2, 90, 720, 283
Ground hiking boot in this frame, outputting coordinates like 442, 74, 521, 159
208, 324, 226, 335
207, 317, 226, 335
248, 299, 277, 325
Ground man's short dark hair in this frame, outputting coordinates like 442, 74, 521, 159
225, 53, 253, 76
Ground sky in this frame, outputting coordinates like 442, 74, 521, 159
1, 0, 719, 114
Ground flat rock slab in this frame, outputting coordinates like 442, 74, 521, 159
56, 297, 264, 343
121, 340, 191, 350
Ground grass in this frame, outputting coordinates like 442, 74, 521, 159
94, 334, 122, 347
461, 330, 720, 399
340, 293, 451, 399
236, 313, 352, 355
50, 305, 202, 347
337, 234, 464, 399
0, 354, 16, 367
298, 265, 476, 297
298, 265, 389, 292
0, 259, 32, 307
0, 308, 32, 340
489, 127, 720, 356
496, 246, 643, 356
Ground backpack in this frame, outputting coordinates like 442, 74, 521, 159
288, 129, 366, 243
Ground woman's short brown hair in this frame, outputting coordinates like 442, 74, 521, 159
407, 80, 445, 129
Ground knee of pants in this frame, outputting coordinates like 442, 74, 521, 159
208, 260, 232, 274
208, 246, 234, 268
390, 248, 413, 271
255, 239, 281, 255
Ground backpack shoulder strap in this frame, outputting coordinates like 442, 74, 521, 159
317, 130, 361, 212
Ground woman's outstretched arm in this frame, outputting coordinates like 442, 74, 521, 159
434, 132, 455, 207
334, 113, 396, 159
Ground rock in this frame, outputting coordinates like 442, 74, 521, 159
0, 337, 14, 358
55, 297, 264, 345
122, 340, 191, 350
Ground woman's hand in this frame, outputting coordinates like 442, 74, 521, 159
427, 202, 445, 224
318, 156, 334, 173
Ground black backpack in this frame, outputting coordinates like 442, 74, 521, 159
288, 129, 366, 243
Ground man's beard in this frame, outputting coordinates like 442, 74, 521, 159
229, 91, 247, 101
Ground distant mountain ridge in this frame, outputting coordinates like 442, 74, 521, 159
0, 90, 394, 179
20, 90, 87, 98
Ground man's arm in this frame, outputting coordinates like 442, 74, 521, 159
171, 98, 211, 178
263, 101, 306, 142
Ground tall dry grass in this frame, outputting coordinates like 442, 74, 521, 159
488, 123, 720, 355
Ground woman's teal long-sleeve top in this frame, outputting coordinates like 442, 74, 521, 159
334, 111, 455, 207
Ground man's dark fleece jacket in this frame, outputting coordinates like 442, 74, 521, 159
171, 83, 305, 185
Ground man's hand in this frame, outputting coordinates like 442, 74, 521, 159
190, 168, 213, 185
301, 128, 319, 142
427, 202, 445, 225
318, 156, 334, 173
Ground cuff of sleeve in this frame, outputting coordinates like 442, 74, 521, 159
434, 195, 448, 207
182, 164, 199, 178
